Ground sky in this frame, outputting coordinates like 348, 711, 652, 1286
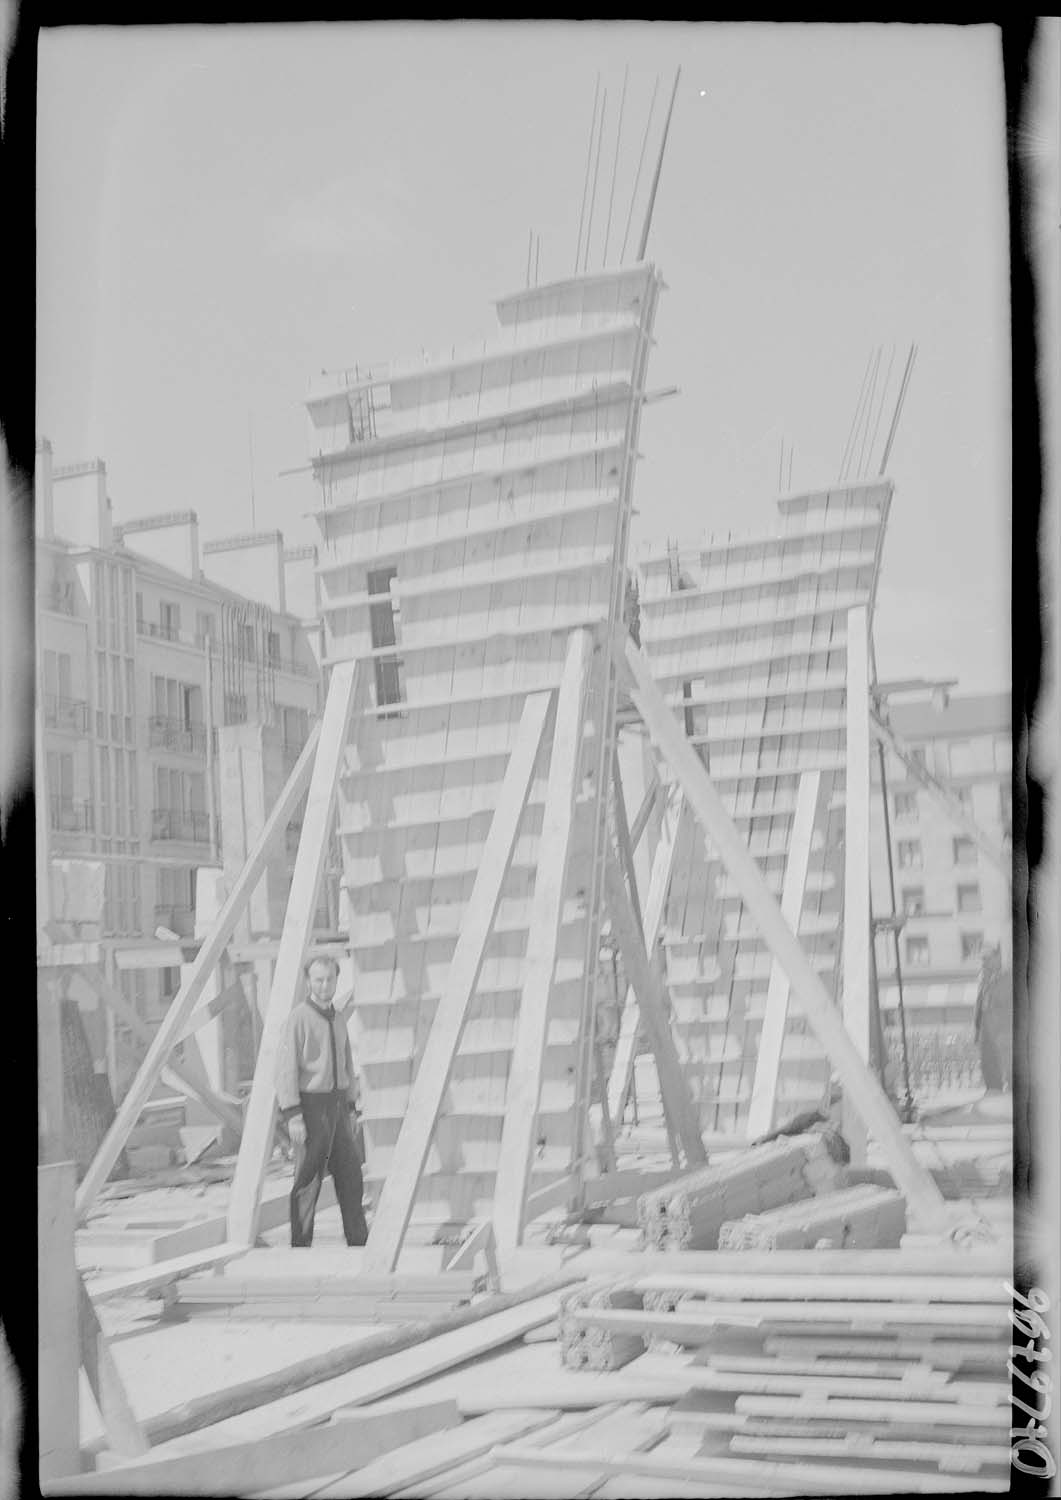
37, 21, 1012, 694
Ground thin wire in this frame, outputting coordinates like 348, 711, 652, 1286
603, 65, 629, 269
620, 76, 660, 264
534, 235, 541, 287
879, 343, 918, 475
855, 347, 882, 480
574, 75, 602, 275
636, 65, 681, 262
866, 344, 897, 479
525, 228, 533, 289
583, 88, 609, 273
839, 350, 874, 482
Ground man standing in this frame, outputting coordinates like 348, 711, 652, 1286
275, 956, 368, 1247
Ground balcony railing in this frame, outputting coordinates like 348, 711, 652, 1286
49, 796, 95, 833
153, 903, 195, 938
151, 808, 211, 843
137, 620, 317, 679
43, 695, 90, 733
138, 619, 182, 643
269, 654, 317, 680
147, 715, 212, 755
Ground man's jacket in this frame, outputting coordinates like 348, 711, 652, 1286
275, 999, 360, 1122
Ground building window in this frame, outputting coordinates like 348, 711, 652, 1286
241, 624, 257, 661
957, 883, 982, 914
367, 566, 404, 711
954, 786, 973, 813
905, 935, 930, 968
953, 837, 977, 866
160, 967, 181, 1002
897, 840, 922, 870
196, 611, 216, 647
267, 630, 281, 667
893, 792, 918, 822
136, 591, 144, 632
901, 887, 925, 917
961, 932, 984, 962
159, 601, 181, 642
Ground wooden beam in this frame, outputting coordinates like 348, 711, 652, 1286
488, 1439, 1004, 1495
746, 771, 821, 1139
74, 727, 322, 1220
88, 1245, 249, 1304
82, 970, 243, 1136
603, 843, 706, 1166
78, 1276, 149, 1458
311, 1409, 562, 1500
843, 605, 872, 1163
628, 778, 660, 855
38, 1163, 79, 1482
46, 1400, 460, 1496
176, 980, 246, 1043
365, 690, 553, 1272
611, 745, 644, 933
228, 660, 360, 1244
494, 631, 590, 1256
614, 633, 951, 1234
607, 785, 683, 1125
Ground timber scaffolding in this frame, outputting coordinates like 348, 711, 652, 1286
40, 265, 1015, 1494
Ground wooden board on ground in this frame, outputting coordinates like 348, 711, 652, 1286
43, 1399, 459, 1496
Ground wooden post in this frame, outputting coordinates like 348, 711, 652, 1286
607, 784, 683, 1126
38, 1162, 79, 1482
843, 605, 872, 1164
494, 632, 590, 1256
365, 691, 553, 1272
613, 633, 951, 1232
75, 727, 321, 1220
603, 843, 706, 1166
227, 661, 360, 1244
78, 1278, 149, 1457
747, 772, 821, 1139
36, 702, 65, 1164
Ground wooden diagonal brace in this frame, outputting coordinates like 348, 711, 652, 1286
75, 727, 322, 1221
613, 632, 951, 1233
227, 660, 361, 1244
364, 690, 554, 1272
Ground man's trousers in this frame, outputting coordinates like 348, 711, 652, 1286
290, 1091, 368, 1247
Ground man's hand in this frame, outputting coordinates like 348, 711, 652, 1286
288, 1116, 307, 1147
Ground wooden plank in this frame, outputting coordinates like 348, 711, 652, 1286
45, 1400, 459, 1496
628, 777, 661, 854
114, 1271, 581, 1456
521, 1172, 580, 1223
735, 1393, 1010, 1425
75, 728, 322, 1220
569, 1302, 1011, 1336
603, 844, 706, 1166
632, 1272, 1007, 1304
82, 969, 243, 1135
495, 631, 591, 1255
614, 633, 952, 1233
746, 772, 820, 1139
488, 1438, 1006, 1494
443, 1220, 498, 1288
607, 786, 683, 1125
312, 1409, 562, 1499
38, 1163, 79, 1483
365, 690, 553, 1272
87, 1244, 249, 1304
78, 1277, 149, 1457
139, 1289, 573, 1457
583, 1166, 680, 1204
727, 1433, 1009, 1471
176, 980, 246, 1043
611, 745, 645, 933
228, 660, 361, 1244
843, 604, 872, 1163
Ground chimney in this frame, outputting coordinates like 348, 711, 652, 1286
115, 511, 200, 579
202, 531, 286, 613
48, 458, 112, 550
283, 544, 319, 625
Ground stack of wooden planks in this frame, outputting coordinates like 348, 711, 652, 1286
636, 1134, 842, 1250
546, 1258, 1011, 1492
558, 1279, 648, 1372
717, 1183, 906, 1250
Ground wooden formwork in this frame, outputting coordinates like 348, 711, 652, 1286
308, 266, 666, 1248
628, 480, 893, 1137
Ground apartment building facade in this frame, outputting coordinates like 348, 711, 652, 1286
36, 440, 324, 1097
870, 690, 1012, 1089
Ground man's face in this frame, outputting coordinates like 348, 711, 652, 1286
307, 960, 338, 1005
